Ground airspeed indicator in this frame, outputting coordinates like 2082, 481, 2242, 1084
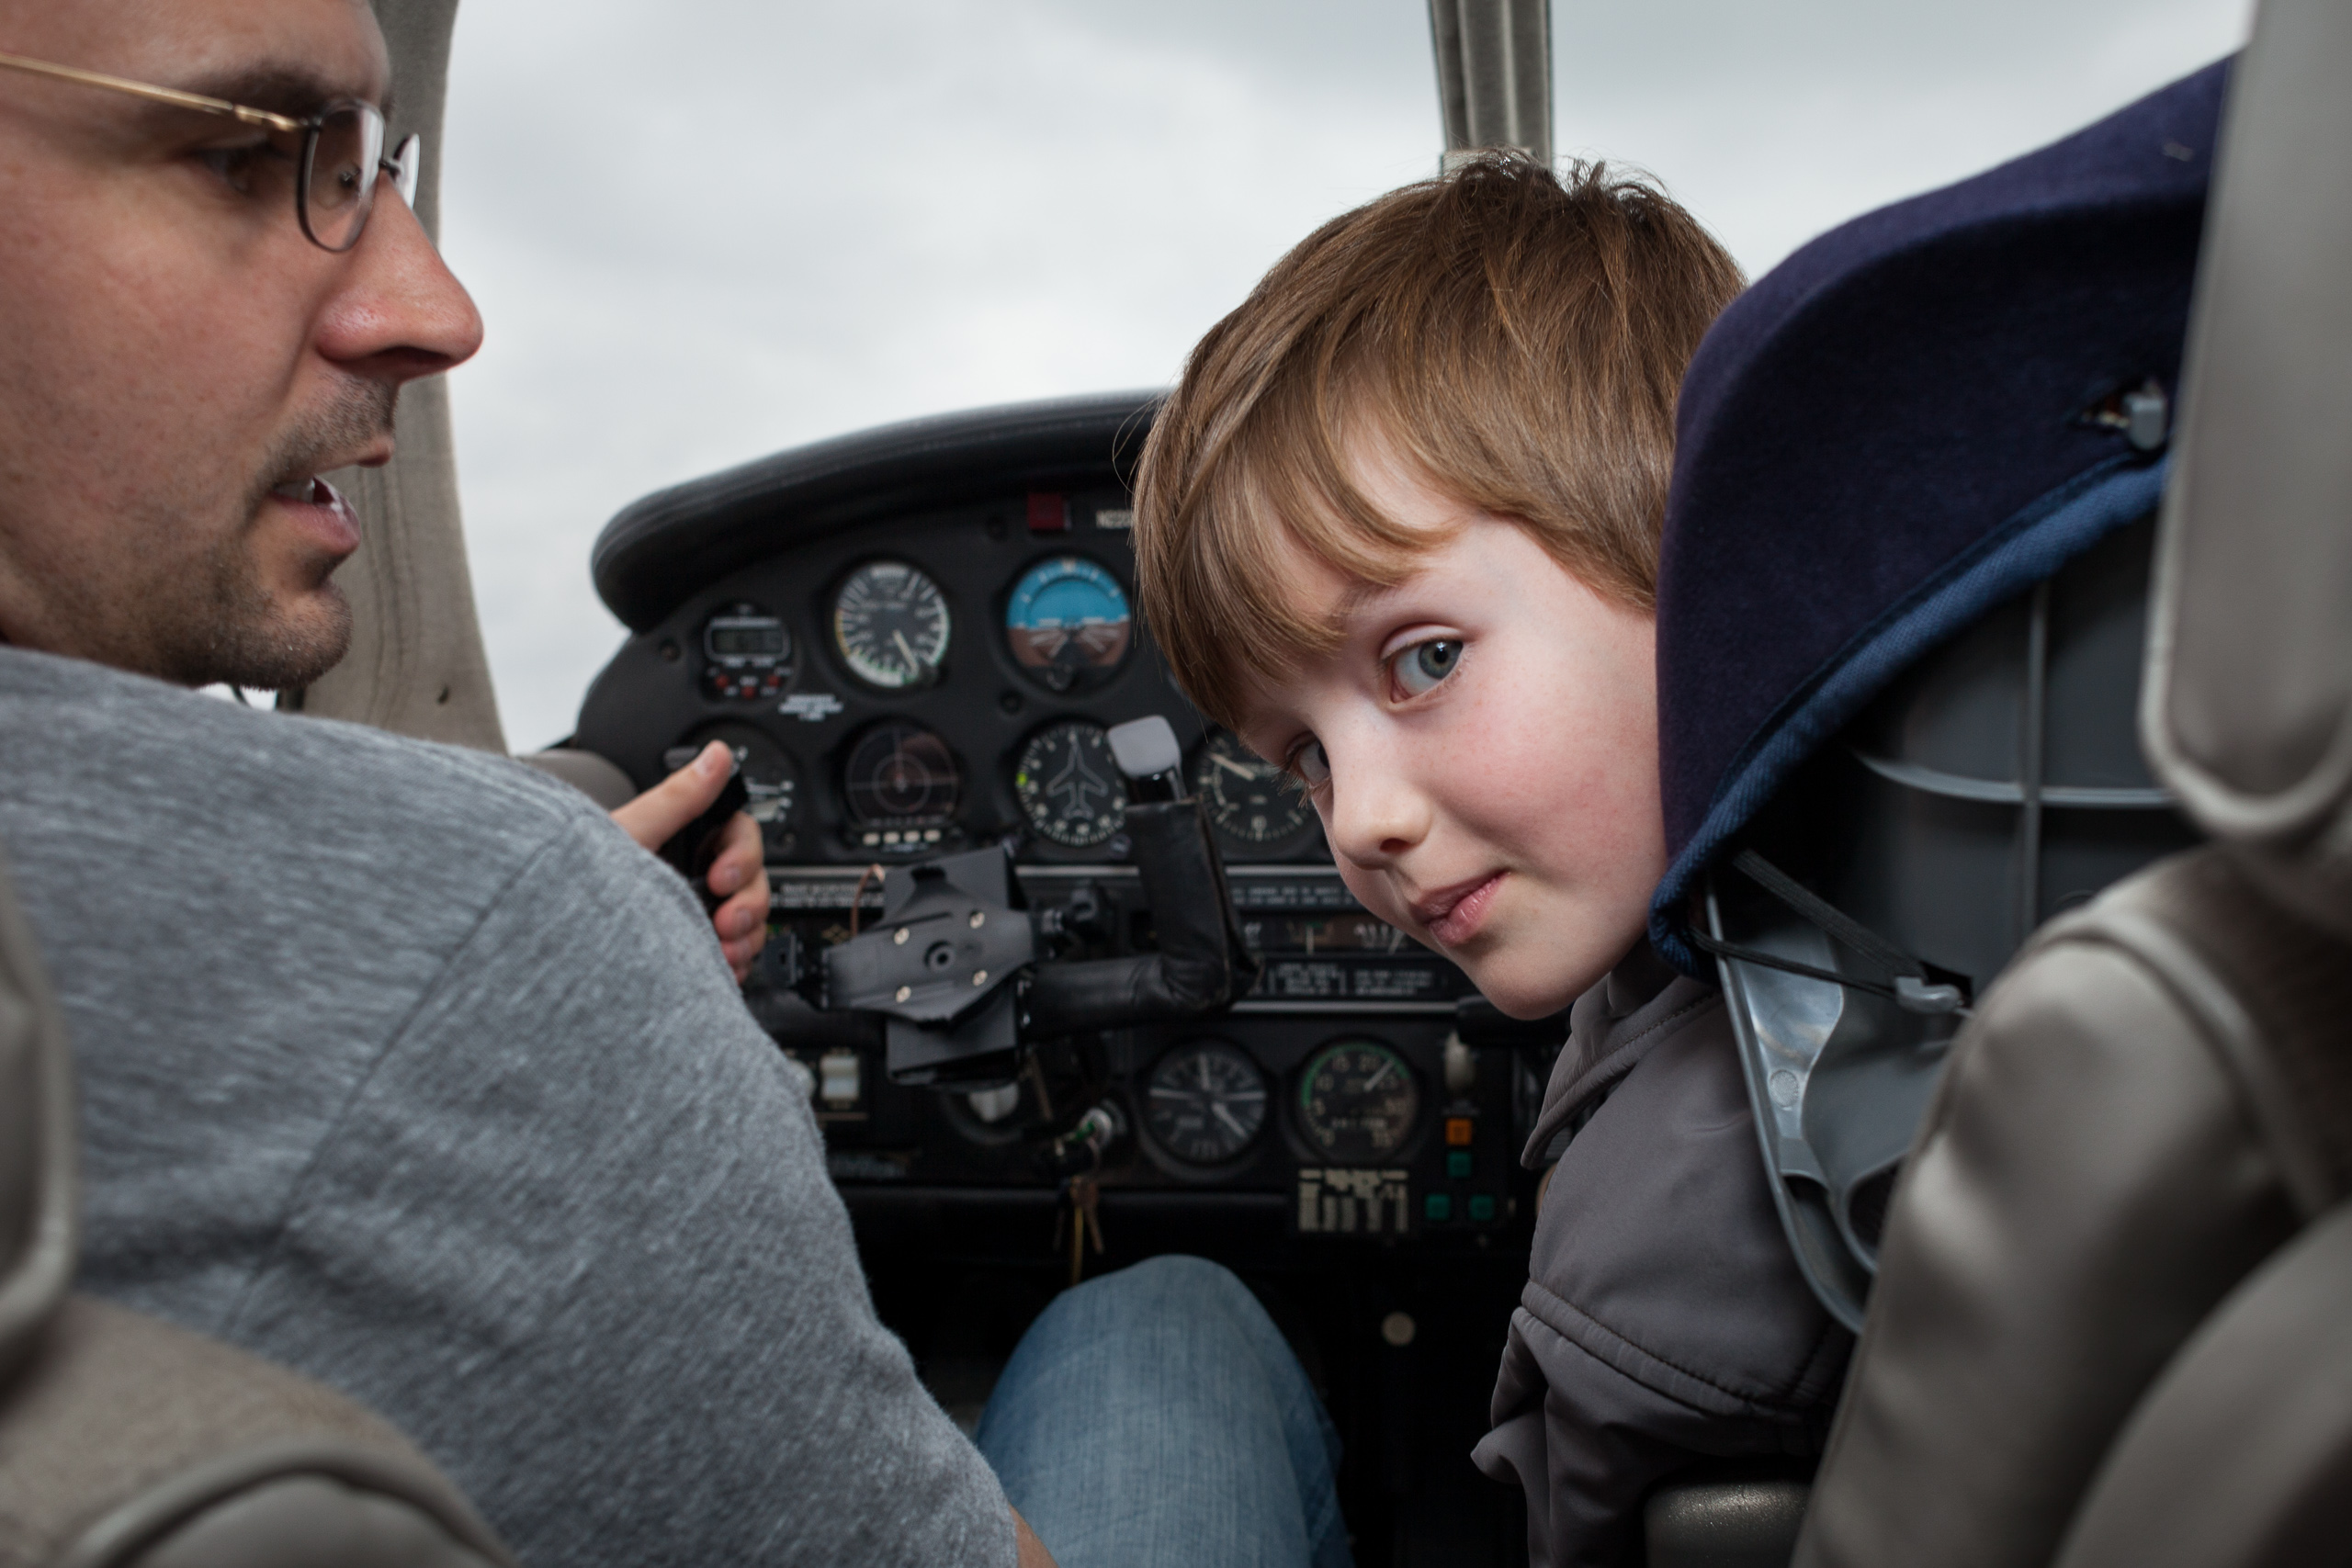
831, 560, 950, 690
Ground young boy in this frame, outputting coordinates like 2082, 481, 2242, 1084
1132, 155, 1849, 1567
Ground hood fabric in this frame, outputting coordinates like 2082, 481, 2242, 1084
1649, 58, 2230, 970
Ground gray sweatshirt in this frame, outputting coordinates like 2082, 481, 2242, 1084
1473, 947, 1849, 1567
0, 647, 1012, 1568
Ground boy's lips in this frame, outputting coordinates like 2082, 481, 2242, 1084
1411, 871, 1506, 948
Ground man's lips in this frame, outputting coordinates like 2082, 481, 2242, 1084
1409, 872, 1506, 947
266, 475, 362, 557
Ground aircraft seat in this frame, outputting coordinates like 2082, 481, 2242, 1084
0, 848, 514, 1568
1793, 0, 2352, 1562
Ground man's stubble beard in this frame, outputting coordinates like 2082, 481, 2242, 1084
175, 521, 354, 692
153, 378, 395, 692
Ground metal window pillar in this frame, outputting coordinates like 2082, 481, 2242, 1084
285, 0, 508, 754
1427, 0, 1553, 168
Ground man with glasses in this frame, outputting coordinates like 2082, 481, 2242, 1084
0, 6, 1350, 1567
0, 28, 772, 981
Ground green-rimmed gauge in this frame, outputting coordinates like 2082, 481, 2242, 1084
1297, 1041, 1420, 1163
832, 560, 950, 690
1013, 720, 1125, 848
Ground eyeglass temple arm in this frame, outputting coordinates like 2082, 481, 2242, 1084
0, 50, 303, 134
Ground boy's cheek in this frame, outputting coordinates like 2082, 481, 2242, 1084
1328, 857, 1408, 930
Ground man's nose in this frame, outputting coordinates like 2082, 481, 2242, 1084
312, 186, 484, 381
1322, 740, 1432, 870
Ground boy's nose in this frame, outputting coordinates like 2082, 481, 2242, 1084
1323, 750, 1432, 869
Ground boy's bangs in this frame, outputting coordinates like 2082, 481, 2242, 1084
1158, 386, 1440, 732
1135, 153, 1744, 733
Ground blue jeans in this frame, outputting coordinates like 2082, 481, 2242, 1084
975, 1255, 1355, 1568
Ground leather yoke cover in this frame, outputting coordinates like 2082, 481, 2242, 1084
0, 1296, 514, 1568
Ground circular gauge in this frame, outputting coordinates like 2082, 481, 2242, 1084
1144, 1042, 1269, 1167
1013, 721, 1126, 849
1297, 1041, 1421, 1164
1191, 730, 1317, 852
831, 560, 951, 690
842, 722, 961, 824
700, 603, 791, 702
670, 722, 800, 855
1004, 557, 1132, 693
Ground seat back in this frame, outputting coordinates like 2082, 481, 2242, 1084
1793, 0, 2352, 1562
2050, 1199, 2352, 1568
0, 848, 514, 1568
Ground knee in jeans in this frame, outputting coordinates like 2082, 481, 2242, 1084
1079, 1256, 1277, 1348
1102, 1253, 1250, 1312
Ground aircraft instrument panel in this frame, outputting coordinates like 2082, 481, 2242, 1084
573, 393, 1549, 1248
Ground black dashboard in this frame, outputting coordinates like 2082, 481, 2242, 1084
571, 391, 1551, 1563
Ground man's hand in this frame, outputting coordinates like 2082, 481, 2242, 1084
609, 741, 771, 983
1013, 1508, 1057, 1568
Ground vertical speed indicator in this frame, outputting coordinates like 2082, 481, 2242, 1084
1144, 1042, 1268, 1168
1192, 730, 1317, 852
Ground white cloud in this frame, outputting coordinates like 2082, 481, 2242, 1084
439, 0, 2248, 750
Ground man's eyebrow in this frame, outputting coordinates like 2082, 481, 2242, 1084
169, 65, 388, 120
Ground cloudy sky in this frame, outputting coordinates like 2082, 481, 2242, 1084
438, 0, 2251, 750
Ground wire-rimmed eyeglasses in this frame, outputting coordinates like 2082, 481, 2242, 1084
0, 50, 418, 253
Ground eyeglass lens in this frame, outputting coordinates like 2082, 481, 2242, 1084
388, 135, 421, 209
300, 102, 386, 252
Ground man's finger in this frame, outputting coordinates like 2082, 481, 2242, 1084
717, 888, 767, 982
706, 809, 764, 897
708, 815, 771, 983
611, 740, 732, 852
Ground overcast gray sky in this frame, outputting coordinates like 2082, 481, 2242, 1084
439, 0, 2250, 750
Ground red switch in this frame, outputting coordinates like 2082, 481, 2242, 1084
1026, 491, 1069, 533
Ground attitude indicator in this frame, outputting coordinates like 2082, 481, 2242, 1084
1004, 557, 1132, 693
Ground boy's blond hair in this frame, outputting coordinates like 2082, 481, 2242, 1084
1132, 153, 1743, 730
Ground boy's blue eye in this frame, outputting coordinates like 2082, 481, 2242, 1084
1392, 638, 1463, 697
1288, 739, 1330, 788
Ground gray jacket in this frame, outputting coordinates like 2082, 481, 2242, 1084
0, 647, 1011, 1568
1472, 949, 1849, 1567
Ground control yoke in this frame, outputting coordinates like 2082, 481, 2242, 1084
816, 716, 1258, 1089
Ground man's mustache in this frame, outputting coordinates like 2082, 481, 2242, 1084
251, 380, 401, 511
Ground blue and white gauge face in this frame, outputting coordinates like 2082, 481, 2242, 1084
1004, 557, 1132, 693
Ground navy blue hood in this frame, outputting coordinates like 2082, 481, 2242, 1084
1649, 59, 2229, 969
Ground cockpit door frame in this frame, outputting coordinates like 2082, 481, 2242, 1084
286, 0, 508, 754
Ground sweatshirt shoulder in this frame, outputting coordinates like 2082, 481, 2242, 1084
0, 647, 616, 893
